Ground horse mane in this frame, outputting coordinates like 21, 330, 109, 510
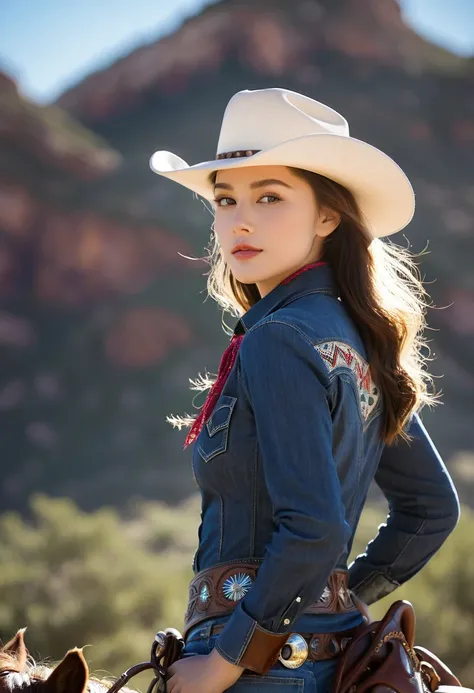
0, 648, 139, 693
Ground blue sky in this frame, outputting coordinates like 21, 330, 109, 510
1, 0, 473, 104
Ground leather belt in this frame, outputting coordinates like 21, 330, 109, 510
184, 559, 358, 638
207, 621, 359, 665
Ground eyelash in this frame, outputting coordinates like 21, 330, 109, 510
212, 194, 281, 207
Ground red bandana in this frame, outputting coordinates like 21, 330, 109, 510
183, 261, 326, 449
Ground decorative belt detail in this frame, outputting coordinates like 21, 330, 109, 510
183, 560, 357, 638
204, 622, 359, 667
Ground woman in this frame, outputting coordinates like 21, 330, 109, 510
149, 88, 460, 693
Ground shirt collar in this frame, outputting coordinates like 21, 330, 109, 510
234, 263, 338, 335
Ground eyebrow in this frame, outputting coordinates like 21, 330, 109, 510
213, 178, 293, 190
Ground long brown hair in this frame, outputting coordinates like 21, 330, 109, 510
168, 167, 437, 444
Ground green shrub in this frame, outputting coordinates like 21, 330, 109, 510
0, 495, 198, 687
351, 502, 474, 685
0, 495, 472, 686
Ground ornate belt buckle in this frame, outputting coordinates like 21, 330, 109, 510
278, 633, 309, 669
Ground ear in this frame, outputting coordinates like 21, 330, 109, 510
2, 629, 28, 668
43, 649, 89, 693
315, 207, 341, 238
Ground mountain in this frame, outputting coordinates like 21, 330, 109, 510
56, 0, 471, 122
1, 0, 473, 512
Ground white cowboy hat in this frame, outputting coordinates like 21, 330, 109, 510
149, 87, 414, 238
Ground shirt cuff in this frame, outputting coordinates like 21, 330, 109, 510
348, 564, 400, 605
214, 601, 290, 674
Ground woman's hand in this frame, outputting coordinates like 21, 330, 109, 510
166, 648, 245, 693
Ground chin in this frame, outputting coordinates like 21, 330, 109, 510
226, 258, 257, 282
230, 269, 261, 285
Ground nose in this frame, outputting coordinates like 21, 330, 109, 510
232, 214, 254, 235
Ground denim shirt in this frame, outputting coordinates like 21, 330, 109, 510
191, 263, 460, 667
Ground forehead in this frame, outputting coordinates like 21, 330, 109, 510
214, 164, 297, 186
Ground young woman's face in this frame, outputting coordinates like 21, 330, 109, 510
212, 165, 340, 297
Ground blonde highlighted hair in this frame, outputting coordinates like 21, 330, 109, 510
168, 167, 437, 444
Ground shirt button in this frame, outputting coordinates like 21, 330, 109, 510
283, 618, 290, 625
296, 597, 301, 602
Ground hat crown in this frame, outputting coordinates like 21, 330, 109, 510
216, 88, 349, 156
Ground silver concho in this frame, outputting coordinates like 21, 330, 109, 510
319, 586, 331, 604
278, 633, 309, 668
199, 583, 210, 605
222, 572, 253, 601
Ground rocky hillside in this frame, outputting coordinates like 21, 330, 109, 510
1, 0, 473, 511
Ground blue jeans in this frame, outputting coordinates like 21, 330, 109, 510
180, 610, 364, 693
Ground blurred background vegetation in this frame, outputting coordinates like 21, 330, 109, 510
1, 496, 473, 685
1, 0, 473, 687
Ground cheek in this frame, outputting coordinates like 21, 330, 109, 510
213, 215, 233, 245
269, 206, 315, 250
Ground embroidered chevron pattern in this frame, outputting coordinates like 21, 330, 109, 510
315, 340, 379, 422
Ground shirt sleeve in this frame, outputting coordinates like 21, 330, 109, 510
348, 412, 460, 605
214, 320, 351, 672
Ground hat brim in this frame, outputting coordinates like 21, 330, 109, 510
149, 133, 414, 238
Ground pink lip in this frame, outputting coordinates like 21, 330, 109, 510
232, 249, 263, 259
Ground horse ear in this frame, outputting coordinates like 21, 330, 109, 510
43, 649, 89, 693
2, 629, 27, 668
